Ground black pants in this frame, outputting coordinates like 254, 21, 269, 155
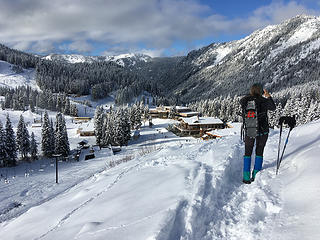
245, 134, 268, 157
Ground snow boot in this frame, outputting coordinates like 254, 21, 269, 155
251, 156, 263, 182
243, 172, 251, 184
243, 156, 251, 184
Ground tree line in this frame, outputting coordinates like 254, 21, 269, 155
0, 86, 78, 116
189, 85, 320, 127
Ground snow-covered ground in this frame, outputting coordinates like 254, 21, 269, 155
0, 114, 320, 239
0, 60, 38, 90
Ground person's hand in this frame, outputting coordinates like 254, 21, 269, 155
263, 89, 271, 98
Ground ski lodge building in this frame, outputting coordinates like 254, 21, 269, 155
175, 116, 225, 135
149, 106, 199, 119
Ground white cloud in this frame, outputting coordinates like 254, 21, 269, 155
0, 0, 319, 55
68, 41, 93, 54
31, 41, 55, 54
102, 46, 165, 57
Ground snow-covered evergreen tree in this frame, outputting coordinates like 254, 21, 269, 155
41, 111, 54, 157
63, 97, 71, 115
16, 115, 30, 159
0, 121, 7, 167
30, 132, 38, 160
102, 113, 112, 147
55, 113, 70, 157
112, 109, 122, 146
143, 105, 150, 121
269, 102, 283, 128
129, 104, 137, 130
135, 103, 142, 128
168, 105, 176, 119
70, 104, 78, 117
306, 100, 320, 123
41, 111, 52, 157
5, 114, 17, 166
94, 106, 104, 147
118, 108, 131, 146
50, 119, 55, 153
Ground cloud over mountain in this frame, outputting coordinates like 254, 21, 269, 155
0, 0, 318, 56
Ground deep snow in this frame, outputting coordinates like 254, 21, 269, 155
0, 114, 320, 240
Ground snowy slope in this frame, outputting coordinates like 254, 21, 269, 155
195, 15, 320, 68
0, 60, 38, 89
1, 117, 320, 239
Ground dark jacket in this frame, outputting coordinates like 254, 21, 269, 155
240, 95, 276, 134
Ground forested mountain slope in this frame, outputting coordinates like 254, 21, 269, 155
140, 15, 320, 102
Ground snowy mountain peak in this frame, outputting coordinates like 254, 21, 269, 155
104, 53, 152, 67
169, 14, 320, 102
43, 53, 152, 67
44, 54, 94, 64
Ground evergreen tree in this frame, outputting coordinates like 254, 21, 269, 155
129, 104, 137, 130
168, 105, 176, 119
5, 114, 17, 166
41, 111, 54, 157
30, 132, 38, 160
63, 97, 71, 115
144, 105, 150, 121
112, 109, 122, 146
121, 108, 131, 145
102, 114, 112, 147
70, 104, 78, 117
49, 119, 55, 153
94, 106, 104, 147
55, 113, 70, 157
16, 115, 30, 159
0, 121, 7, 167
135, 103, 142, 128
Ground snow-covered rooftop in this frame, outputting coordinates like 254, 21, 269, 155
178, 111, 199, 115
207, 127, 237, 137
181, 116, 223, 125
78, 120, 94, 132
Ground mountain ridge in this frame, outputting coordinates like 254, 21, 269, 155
43, 52, 152, 67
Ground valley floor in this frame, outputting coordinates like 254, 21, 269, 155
0, 117, 320, 240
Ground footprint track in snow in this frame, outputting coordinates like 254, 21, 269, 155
35, 162, 142, 240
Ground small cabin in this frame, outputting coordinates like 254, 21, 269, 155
149, 107, 169, 118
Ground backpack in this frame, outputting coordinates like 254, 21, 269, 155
243, 99, 258, 138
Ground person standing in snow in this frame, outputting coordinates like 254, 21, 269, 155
240, 83, 276, 184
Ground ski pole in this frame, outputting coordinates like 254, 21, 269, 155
276, 129, 292, 175
276, 123, 283, 174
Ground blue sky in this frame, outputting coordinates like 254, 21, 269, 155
1, 0, 319, 57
